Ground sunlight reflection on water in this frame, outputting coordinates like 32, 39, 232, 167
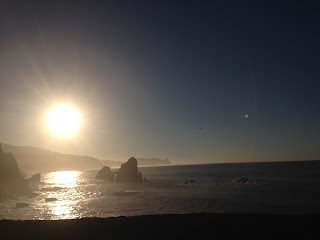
47, 171, 79, 186
45, 171, 80, 219
50, 200, 74, 219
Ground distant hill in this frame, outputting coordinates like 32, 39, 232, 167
1, 143, 107, 173
100, 160, 124, 168
0, 143, 170, 173
137, 158, 171, 166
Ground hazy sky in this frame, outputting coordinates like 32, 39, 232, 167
0, 1, 319, 164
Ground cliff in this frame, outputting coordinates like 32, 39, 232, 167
0, 145, 26, 195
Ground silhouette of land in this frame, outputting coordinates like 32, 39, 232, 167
0, 213, 319, 239
0, 145, 27, 197
2, 143, 171, 173
1, 144, 319, 239
1, 143, 104, 172
137, 158, 171, 166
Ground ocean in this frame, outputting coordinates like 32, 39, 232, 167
1, 160, 320, 220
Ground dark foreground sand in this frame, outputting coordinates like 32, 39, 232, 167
0, 213, 319, 239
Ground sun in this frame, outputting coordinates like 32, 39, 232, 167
47, 105, 80, 136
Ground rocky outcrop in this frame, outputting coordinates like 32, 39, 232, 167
236, 177, 249, 183
116, 157, 142, 183
46, 198, 58, 202
0, 144, 26, 195
185, 179, 196, 184
95, 166, 115, 181
28, 173, 40, 182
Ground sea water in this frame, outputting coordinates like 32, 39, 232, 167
1, 160, 320, 220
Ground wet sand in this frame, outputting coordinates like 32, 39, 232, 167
0, 213, 319, 239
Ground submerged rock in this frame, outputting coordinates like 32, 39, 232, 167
236, 177, 249, 183
16, 202, 29, 208
115, 157, 142, 183
28, 173, 40, 182
95, 166, 114, 181
46, 198, 58, 202
185, 179, 196, 184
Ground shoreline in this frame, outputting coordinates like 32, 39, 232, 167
1, 212, 319, 239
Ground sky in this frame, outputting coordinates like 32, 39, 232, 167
0, 1, 319, 164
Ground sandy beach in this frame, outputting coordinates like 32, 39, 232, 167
0, 213, 319, 239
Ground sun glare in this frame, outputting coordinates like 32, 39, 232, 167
48, 171, 79, 185
47, 105, 80, 136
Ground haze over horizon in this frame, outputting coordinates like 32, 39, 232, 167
1, 1, 319, 164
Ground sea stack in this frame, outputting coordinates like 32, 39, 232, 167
95, 166, 115, 181
116, 157, 142, 183
0, 144, 26, 195
28, 173, 41, 182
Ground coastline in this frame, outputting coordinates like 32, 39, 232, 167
1, 213, 319, 239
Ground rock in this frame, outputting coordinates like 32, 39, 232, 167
95, 166, 114, 181
28, 173, 40, 182
46, 198, 58, 202
115, 157, 142, 183
0, 144, 26, 195
185, 179, 195, 184
16, 202, 29, 208
236, 177, 249, 183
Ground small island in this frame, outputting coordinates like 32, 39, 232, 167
95, 157, 143, 182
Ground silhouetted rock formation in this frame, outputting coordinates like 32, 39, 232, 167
184, 179, 196, 184
0, 144, 26, 195
236, 177, 249, 183
116, 157, 142, 183
95, 166, 115, 181
46, 198, 58, 202
28, 173, 40, 182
